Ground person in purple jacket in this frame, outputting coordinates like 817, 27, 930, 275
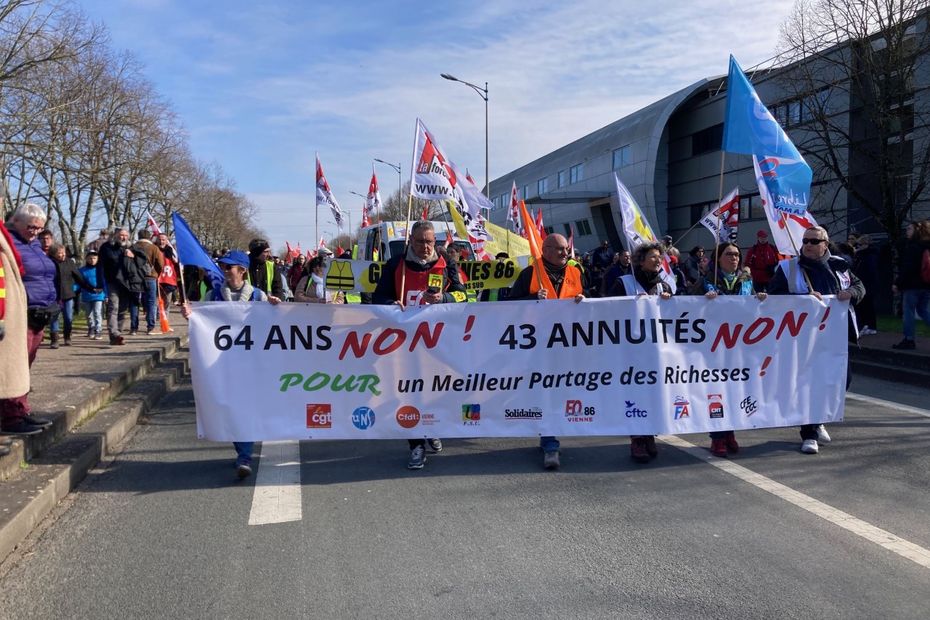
0, 203, 56, 435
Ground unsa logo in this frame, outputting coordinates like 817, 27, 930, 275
396, 405, 420, 429
352, 406, 376, 430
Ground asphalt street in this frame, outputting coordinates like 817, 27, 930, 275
0, 372, 928, 619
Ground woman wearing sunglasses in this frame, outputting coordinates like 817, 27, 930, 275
701, 242, 767, 457
767, 226, 864, 455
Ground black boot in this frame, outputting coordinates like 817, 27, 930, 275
50, 332, 60, 349
64, 327, 72, 346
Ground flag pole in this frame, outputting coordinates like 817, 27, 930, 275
713, 150, 726, 289
314, 152, 319, 253
779, 211, 816, 293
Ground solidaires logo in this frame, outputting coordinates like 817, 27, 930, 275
504, 407, 542, 420
352, 406, 376, 430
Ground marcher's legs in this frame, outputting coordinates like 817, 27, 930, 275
540, 436, 560, 452
107, 289, 124, 337
902, 289, 919, 340
62, 298, 75, 344
129, 293, 140, 333
143, 279, 158, 331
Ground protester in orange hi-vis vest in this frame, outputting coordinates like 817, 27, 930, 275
507, 233, 587, 470
372, 220, 467, 471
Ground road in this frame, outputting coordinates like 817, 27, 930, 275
0, 372, 928, 619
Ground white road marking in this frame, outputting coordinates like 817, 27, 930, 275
660, 434, 930, 570
248, 441, 303, 526
846, 392, 930, 419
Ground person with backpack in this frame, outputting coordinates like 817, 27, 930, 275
98, 228, 142, 345
892, 220, 930, 350
181, 250, 280, 479
133, 230, 165, 335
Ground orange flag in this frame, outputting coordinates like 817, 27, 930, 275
518, 199, 545, 290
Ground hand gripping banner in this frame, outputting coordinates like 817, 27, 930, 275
189, 296, 848, 441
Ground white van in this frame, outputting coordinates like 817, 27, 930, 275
358, 220, 475, 262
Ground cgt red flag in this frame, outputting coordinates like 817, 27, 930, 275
534, 209, 547, 240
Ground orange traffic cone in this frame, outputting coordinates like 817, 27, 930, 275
158, 295, 174, 333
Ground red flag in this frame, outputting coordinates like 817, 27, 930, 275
507, 182, 522, 235
318, 236, 327, 249
422, 205, 429, 221
534, 209, 547, 240
362, 212, 370, 227
568, 223, 575, 258
336, 245, 344, 257
285, 241, 293, 258
146, 213, 162, 236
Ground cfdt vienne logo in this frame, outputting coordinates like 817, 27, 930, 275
352, 406, 376, 430
396, 405, 420, 429
306, 404, 332, 429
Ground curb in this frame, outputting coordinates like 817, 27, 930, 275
0, 337, 189, 564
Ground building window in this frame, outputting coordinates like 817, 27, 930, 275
691, 123, 723, 157
575, 220, 592, 236
522, 184, 530, 199
558, 170, 568, 188
563, 223, 572, 237
570, 163, 584, 184
787, 100, 801, 126
544, 226, 554, 235
537, 177, 548, 195
612, 145, 632, 170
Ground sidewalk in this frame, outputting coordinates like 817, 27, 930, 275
849, 328, 930, 383
0, 315, 189, 562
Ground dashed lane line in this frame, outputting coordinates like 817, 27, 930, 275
660, 434, 930, 570
248, 441, 303, 526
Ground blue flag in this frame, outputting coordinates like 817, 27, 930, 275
171, 212, 224, 294
722, 55, 812, 215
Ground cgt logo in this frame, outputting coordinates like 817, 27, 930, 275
708, 394, 724, 419
462, 404, 480, 425
396, 405, 421, 429
352, 406, 376, 430
673, 397, 690, 420
306, 404, 332, 429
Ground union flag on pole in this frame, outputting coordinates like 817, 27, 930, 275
365, 167, 382, 225
615, 173, 677, 293
507, 182, 522, 235
410, 119, 457, 200
316, 155, 343, 227
145, 212, 162, 236
753, 156, 817, 255
699, 187, 740, 242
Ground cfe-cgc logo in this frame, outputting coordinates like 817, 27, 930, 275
396, 405, 421, 429
352, 406, 376, 430
504, 407, 542, 420
707, 394, 724, 419
625, 400, 648, 418
673, 396, 691, 420
306, 404, 332, 429
565, 400, 595, 422
462, 404, 481, 425
739, 396, 759, 417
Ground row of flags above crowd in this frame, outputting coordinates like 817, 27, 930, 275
164, 54, 818, 283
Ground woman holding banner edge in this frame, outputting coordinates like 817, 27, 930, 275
701, 242, 767, 457
607, 242, 673, 463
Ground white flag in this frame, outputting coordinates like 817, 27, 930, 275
316, 155, 343, 227
365, 167, 382, 222
615, 173, 677, 293
699, 187, 740, 243
410, 119, 457, 201
753, 156, 817, 255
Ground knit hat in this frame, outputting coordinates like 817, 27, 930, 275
248, 238, 270, 256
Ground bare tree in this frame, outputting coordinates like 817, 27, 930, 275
777, 0, 930, 244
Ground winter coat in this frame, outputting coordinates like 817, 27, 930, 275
10, 229, 57, 309
0, 222, 29, 398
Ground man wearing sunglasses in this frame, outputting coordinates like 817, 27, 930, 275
767, 226, 864, 455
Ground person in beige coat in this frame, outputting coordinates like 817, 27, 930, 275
0, 219, 28, 454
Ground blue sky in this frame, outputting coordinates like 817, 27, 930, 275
79, 0, 796, 249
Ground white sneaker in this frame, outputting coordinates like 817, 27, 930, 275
801, 439, 819, 454
815, 424, 831, 444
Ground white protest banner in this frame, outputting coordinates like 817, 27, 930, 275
189, 296, 848, 441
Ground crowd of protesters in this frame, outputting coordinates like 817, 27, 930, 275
3, 200, 929, 474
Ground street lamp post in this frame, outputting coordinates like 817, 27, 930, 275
373, 158, 402, 215
441, 73, 489, 198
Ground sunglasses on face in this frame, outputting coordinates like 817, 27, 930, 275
802, 238, 826, 245
722, 252, 740, 257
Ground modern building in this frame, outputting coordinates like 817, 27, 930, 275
487, 13, 930, 262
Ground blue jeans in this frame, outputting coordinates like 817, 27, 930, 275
129, 293, 140, 332
540, 436, 560, 452
83, 301, 103, 334
234, 442, 254, 466
902, 289, 930, 340
143, 279, 158, 331
49, 299, 74, 334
